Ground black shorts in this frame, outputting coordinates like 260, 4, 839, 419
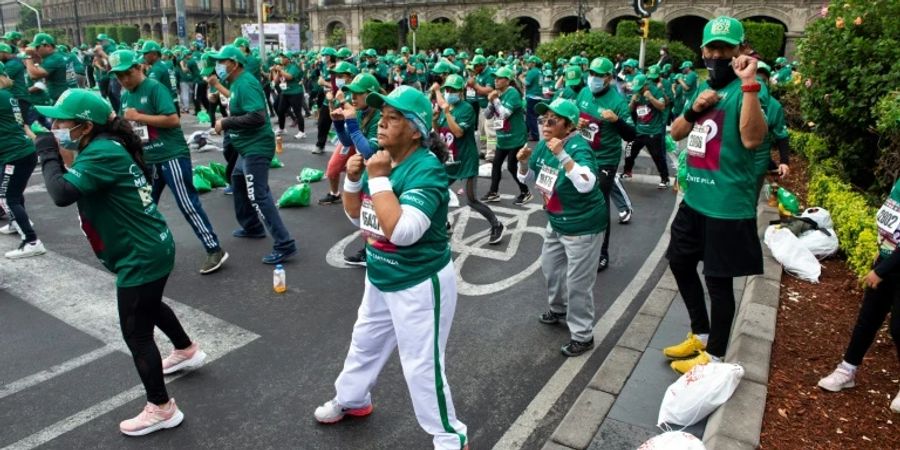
665, 201, 763, 278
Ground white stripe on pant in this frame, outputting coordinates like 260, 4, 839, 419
166, 159, 217, 250
542, 224, 604, 342
334, 261, 467, 449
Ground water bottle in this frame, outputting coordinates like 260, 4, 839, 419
273, 264, 286, 293
276, 135, 284, 154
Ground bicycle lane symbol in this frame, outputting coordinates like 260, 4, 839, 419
324, 194, 547, 296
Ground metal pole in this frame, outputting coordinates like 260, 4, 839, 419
220, 0, 226, 46
639, 37, 646, 69
175, 0, 187, 45
17, 1, 40, 32
412, 31, 416, 55
0, 5, 6, 35
73, 0, 81, 46
257, 0, 266, 66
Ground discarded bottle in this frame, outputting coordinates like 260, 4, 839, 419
273, 264, 286, 293
276, 135, 284, 154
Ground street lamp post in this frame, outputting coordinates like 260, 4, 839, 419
17, 0, 41, 32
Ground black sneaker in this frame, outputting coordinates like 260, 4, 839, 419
561, 338, 594, 357
597, 255, 609, 272
344, 248, 367, 267
488, 223, 504, 245
514, 192, 533, 206
318, 193, 342, 205
481, 192, 500, 203
539, 310, 566, 324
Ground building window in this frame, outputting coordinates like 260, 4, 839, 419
151, 0, 160, 10
200, 0, 211, 10
234, 0, 248, 12
287, 0, 296, 14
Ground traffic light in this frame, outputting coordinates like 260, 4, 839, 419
641, 18, 650, 39
262, 3, 272, 22
409, 14, 418, 31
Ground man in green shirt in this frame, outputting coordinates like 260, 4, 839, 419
665, 16, 770, 375
522, 56, 544, 141
24, 33, 68, 102
0, 43, 37, 126
622, 73, 670, 188
140, 41, 181, 116
677, 61, 698, 112
111, 49, 228, 274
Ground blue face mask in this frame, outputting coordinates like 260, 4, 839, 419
445, 92, 461, 105
588, 75, 606, 94
52, 124, 83, 151
214, 62, 229, 81
335, 78, 347, 89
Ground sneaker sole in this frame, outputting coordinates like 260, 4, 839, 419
482, 198, 500, 203
5, 248, 47, 259
121, 409, 184, 436
315, 404, 374, 424
344, 260, 367, 267
561, 344, 594, 357
817, 380, 855, 392
663, 349, 702, 360
199, 252, 229, 275
163, 350, 208, 375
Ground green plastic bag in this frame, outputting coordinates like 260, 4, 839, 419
194, 165, 226, 188
193, 173, 212, 193
665, 135, 677, 154
298, 167, 324, 183
197, 110, 211, 124
777, 187, 800, 216
277, 183, 311, 208
271, 156, 284, 168
30, 122, 48, 133
328, 129, 339, 144
676, 149, 688, 193
209, 161, 226, 179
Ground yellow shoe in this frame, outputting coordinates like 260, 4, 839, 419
663, 333, 706, 359
671, 351, 711, 374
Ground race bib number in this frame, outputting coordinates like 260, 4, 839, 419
636, 105, 652, 123
492, 119, 506, 131
279, 82, 288, 90
578, 112, 602, 150
686, 123, 708, 158
360, 198, 385, 238
876, 199, 900, 236
466, 87, 476, 99
4, 164, 14, 175
439, 128, 458, 164
535, 164, 559, 196
131, 121, 150, 143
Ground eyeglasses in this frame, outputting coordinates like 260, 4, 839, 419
539, 117, 559, 127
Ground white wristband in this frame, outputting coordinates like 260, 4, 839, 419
368, 176, 393, 195
556, 151, 573, 166
343, 177, 362, 193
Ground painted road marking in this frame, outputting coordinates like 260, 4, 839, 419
0, 345, 116, 401
0, 245, 259, 450
491, 194, 680, 450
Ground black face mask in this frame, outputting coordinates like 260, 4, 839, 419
704, 57, 737, 88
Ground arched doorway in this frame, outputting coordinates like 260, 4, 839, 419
606, 15, 640, 35
153, 23, 162, 40
743, 16, 788, 57
142, 23, 152, 38
397, 18, 409, 49
325, 21, 347, 47
667, 15, 706, 58
432, 17, 452, 24
554, 16, 590, 36
514, 16, 541, 51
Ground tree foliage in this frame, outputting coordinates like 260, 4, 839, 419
414, 22, 459, 52
326, 26, 346, 48
360, 21, 400, 52
743, 21, 785, 61
536, 31, 696, 67
457, 7, 524, 54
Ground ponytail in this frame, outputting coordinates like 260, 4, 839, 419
422, 130, 449, 164
88, 117, 151, 179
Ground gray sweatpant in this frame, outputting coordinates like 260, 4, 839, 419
541, 224, 604, 342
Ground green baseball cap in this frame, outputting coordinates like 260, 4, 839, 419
331, 61, 357, 75
35, 89, 112, 125
400, 46, 410, 54
442, 74, 466, 91
680, 61, 693, 70
471, 55, 487, 65
342, 73, 380, 94
209, 44, 246, 66
442, 48, 456, 57
108, 50, 141, 72
529, 55, 542, 65
662, 63, 672, 73
494, 66, 514, 79
0, 43, 12, 54
623, 59, 638, 68
564, 66, 583, 86
756, 61, 772, 76
336, 47, 352, 59
31, 33, 55, 47
702, 16, 744, 47
431, 60, 455, 75
631, 74, 649, 91
646, 65, 661, 80
233, 37, 251, 48
588, 57, 614, 76
568, 56, 581, 65
366, 85, 433, 134
320, 47, 337, 57
2, 31, 22, 42
363, 48, 377, 57
139, 40, 161, 54
535, 98, 579, 125
96, 33, 109, 42
775, 57, 787, 65
474, 48, 484, 55
458, 51, 469, 60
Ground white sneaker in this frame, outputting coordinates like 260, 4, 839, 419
161, 342, 207, 375
892, 387, 900, 414
0, 220, 33, 235
5, 240, 46, 259
294, 131, 306, 139
817, 366, 856, 392
314, 398, 373, 424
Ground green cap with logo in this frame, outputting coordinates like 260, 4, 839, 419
336, 47, 352, 59
471, 55, 487, 65
35, 89, 112, 125
564, 66, 583, 86
108, 50, 141, 72
631, 74, 649, 91
0, 43, 12, 54
442, 48, 456, 57
320, 47, 337, 57
331, 60, 357, 75
342, 73, 380, 94
366, 85, 433, 134
623, 58, 638, 68
588, 57, 614, 76
679, 61, 693, 70
646, 65, 660, 80
535, 98, 579, 125
494, 66, 514, 79
529, 55, 542, 65
442, 74, 466, 91
702, 16, 745, 47
2, 31, 22, 42
139, 40, 162, 54
400, 46, 410, 54
209, 44, 246, 66
31, 33, 55, 47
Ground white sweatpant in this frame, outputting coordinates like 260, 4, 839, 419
334, 261, 467, 449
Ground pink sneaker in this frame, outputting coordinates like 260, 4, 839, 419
162, 342, 207, 375
119, 399, 184, 436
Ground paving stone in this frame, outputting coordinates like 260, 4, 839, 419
588, 346, 642, 395
761, 255, 782, 281
587, 418, 659, 450
606, 350, 679, 429
734, 303, 777, 343
618, 313, 661, 352
551, 389, 615, 450
638, 288, 677, 318
656, 268, 679, 291
647, 313, 690, 352
725, 334, 773, 385
542, 440, 576, 450
704, 433, 757, 450
703, 380, 767, 448
744, 275, 780, 309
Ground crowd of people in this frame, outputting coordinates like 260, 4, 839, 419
0, 13, 896, 450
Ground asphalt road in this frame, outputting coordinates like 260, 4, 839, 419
0, 112, 675, 450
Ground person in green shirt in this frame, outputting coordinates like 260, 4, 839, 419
110, 49, 228, 274
139, 41, 181, 117
515, 98, 607, 356
208, 45, 297, 264
483, 67, 531, 205
317, 86, 468, 450
622, 74, 670, 188
0, 43, 37, 126
522, 55, 544, 141
553, 65, 584, 101
772, 56, 793, 85
23, 33, 68, 103
0, 61, 44, 258
753, 62, 790, 183
272, 56, 306, 139
70, 47, 87, 88
36, 88, 207, 437
434, 74, 503, 244
677, 60, 698, 112
665, 16, 770, 375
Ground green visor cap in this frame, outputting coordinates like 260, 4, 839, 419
631, 74, 649, 91
471, 55, 487, 65
0, 43, 13, 53
331, 61, 357, 74
108, 50, 141, 72
564, 66, 583, 86
366, 85, 432, 134
209, 45, 246, 66
31, 33, 55, 47
588, 57, 614, 75
35, 89, 112, 125
702, 16, 745, 47
442, 74, 466, 91
139, 40, 161, 54
756, 61, 772, 76
535, 98, 579, 125
493, 67, 514, 79
342, 73, 380, 94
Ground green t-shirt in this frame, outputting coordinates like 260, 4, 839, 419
354, 107, 381, 152
244, 54, 261, 82
631, 84, 667, 136
438, 100, 478, 180
40, 51, 69, 101
25, 74, 50, 107
64, 53, 78, 88
0, 89, 34, 164
528, 135, 607, 236
682, 78, 770, 220
120, 78, 190, 164
574, 86, 634, 168
359, 148, 451, 292
226, 71, 275, 158
553, 86, 579, 101
71, 53, 86, 75
525, 67, 543, 99
774, 67, 793, 85
682, 70, 698, 98
754, 96, 789, 177
495, 87, 526, 150
63, 138, 175, 287
474, 69, 495, 108
5, 57, 28, 100
877, 178, 900, 259
281, 64, 303, 95
147, 60, 178, 100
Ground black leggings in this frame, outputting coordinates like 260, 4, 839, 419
843, 269, 900, 366
455, 176, 499, 227
669, 259, 735, 358
597, 165, 615, 257
0, 152, 38, 242
117, 274, 192, 405
207, 96, 228, 126
316, 104, 333, 150
263, 83, 277, 116
624, 133, 669, 182
224, 139, 239, 182
277, 93, 305, 132
194, 82, 209, 114
489, 147, 528, 195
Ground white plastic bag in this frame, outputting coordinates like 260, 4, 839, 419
798, 228, 839, 259
657, 362, 745, 427
478, 162, 492, 178
638, 431, 706, 450
448, 188, 460, 208
764, 225, 821, 283
800, 207, 834, 230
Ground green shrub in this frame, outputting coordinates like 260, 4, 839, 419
743, 21, 784, 61
85, 26, 97, 43
649, 20, 666, 40
614, 19, 665, 40
118, 25, 140, 45
415, 22, 459, 53
457, 7, 524, 55
360, 21, 400, 53
536, 31, 695, 68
